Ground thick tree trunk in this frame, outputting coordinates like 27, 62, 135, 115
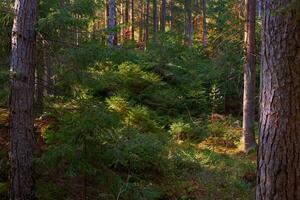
161, 0, 166, 32
153, 0, 158, 42
9, 0, 37, 199
242, 0, 257, 152
107, 0, 116, 47
202, 0, 207, 48
256, 1, 300, 199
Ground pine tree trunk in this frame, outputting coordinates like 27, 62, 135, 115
153, 0, 158, 42
161, 0, 166, 32
108, 0, 116, 47
202, 0, 207, 48
144, 0, 150, 48
138, 0, 143, 43
170, 0, 173, 31
256, 1, 300, 199
9, 0, 37, 199
242, 0, 257, 152
185, 0, 193, 47
131, 0, 134, 40
125, 0, 129, 40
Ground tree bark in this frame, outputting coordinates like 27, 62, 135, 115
161, 0, 166, 32
108, 0, 116, 47
242, 0, 257, 152
256, 0, 300, 199
153, 0, 158, 42
131, 0, 134, 40
125, 0, 130, 40
138, 0, 143, 43
144, 0, 150, 48
185, 0, 193, 46
9, 0, 37, 199
202, 0, 207, 48
170, 0, 173, 31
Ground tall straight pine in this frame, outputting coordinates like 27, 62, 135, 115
9, 0, 37, 199
242, 0, 257, 152
257, 0, 300, 199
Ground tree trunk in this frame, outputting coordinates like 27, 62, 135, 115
153, 0, 158, 42
185, 0, 193, 47
131, 0, 134, 40
256, 1, 300, 199
144, 0, 150, 48
202, 0, 207, 48
161, 0, 166, 32
9, 0, 37, 199
107, 0, 116, 47
138, 0, 143, 43
170, 0, 173, 31
242, 0, 257, 153
125, 0, 130, 40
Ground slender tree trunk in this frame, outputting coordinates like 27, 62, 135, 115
125, 0, 129, 40
144, 0, 150, 48
9, 0, 37, 199
242, 0, 257, 152
185, 0, 193, 46
107, 0, 116, 47
161, 0, 166, 32
170, 0, 173, 31
256, 1, 300, 199
138, 0, 143, 43
153, 0, 158, 42
202, 0, 207, 48
131, 0, 135, 40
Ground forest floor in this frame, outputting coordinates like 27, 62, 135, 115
0, 108, 256, 200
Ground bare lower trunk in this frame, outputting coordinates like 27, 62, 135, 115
153, 0, 158, 43
185, 0, 193, 47
131, 0, 134, 40
256, 0, 300, 199
242, 0, 257, 153
144, 0, 150, 48
9, 0, 37, 199
107, 0, 116, 47
161, 0, 166, 32
170, 0, 173, 31
138, 0, 143, 43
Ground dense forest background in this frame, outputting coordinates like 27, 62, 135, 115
0, 0, 299, 199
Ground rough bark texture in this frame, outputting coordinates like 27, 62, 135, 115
9, 0, 37, 199
256, 0, 300, 199
108, 0, 116, 47
202, 0, 207, 48
161, 0, 166, 32
242, 0, 257, 152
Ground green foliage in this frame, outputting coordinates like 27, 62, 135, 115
169, 121, 193, 140
36, 182, 67, 200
